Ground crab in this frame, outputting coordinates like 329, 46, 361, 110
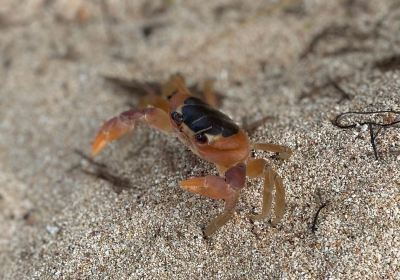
91, 74, 292, 236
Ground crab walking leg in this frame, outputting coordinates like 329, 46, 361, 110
271, 170, 285, 226
137, 74, 188, 113
246, 158, 265, 178
92, 107, 173, 156
202, 79, 218, 107
247, 159, 273, 221
253, 143, 292, 160
161, 73, 186, 98
138, 95, 170, 113
204, 193, 239, 236
180, 164, 246, 236
247, 158, 286, 224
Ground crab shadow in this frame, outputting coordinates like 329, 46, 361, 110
70, 149, 133, 194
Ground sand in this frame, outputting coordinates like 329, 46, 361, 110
0, 0, 399, 279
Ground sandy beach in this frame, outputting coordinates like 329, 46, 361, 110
0, 0, 399, 279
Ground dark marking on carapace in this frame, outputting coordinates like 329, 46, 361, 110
181, 97, 239, 137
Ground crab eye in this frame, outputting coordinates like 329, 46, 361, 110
195, 133, 208, 144
171, 111, 183, 125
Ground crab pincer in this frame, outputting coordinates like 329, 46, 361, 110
91, 107, 172, 156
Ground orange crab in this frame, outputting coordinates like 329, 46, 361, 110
92, 74, 292, 236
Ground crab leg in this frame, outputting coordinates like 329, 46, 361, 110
138, 75, 186, 113
247, 158, 286, 225
92, 107, 173, 156
180, 163, 246, 236
253, 143, 292, 160
138, 95, 170, 113
202, 79, 218, 107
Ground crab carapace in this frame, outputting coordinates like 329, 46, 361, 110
91, 74, 292, 236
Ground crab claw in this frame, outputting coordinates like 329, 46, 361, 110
91, 117, 130, 156
91, 107, 173, 156
92, 110, 143, 156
